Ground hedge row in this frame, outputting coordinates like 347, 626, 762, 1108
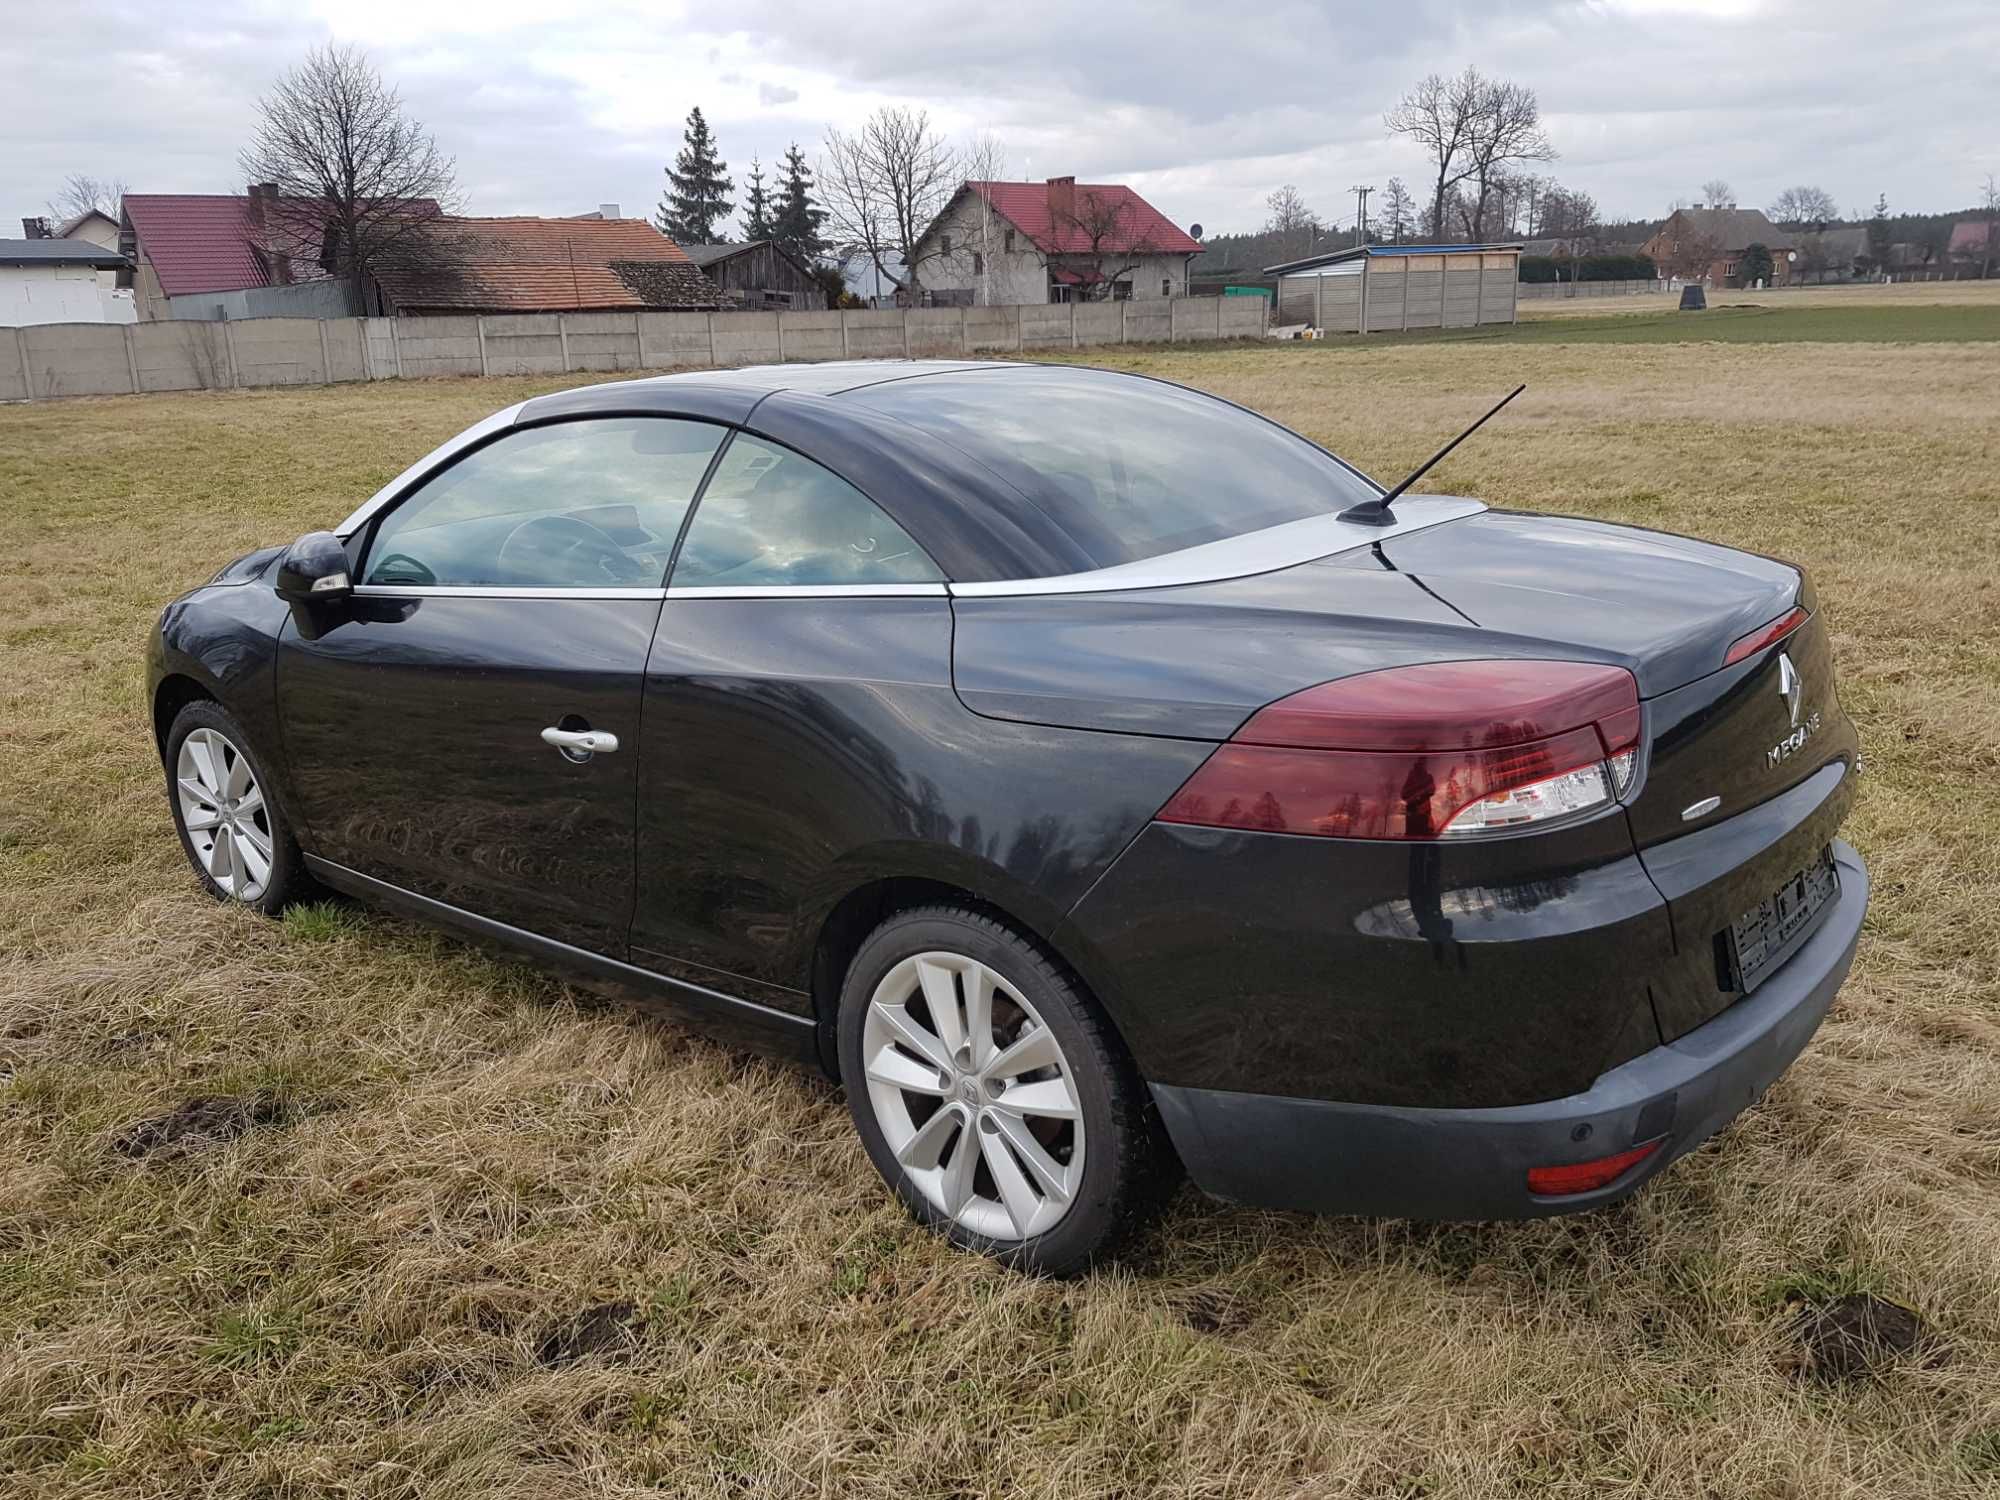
1518, 253, 1658, 283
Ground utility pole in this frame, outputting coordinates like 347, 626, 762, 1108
1351, 185, 1373, 247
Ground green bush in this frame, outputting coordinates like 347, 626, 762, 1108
1519, 252, 1656, 284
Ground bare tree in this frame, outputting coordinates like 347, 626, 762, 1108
1263, 184, 1321, 261
1386, 68, 1484, 247
1380, 178, 1415, 244
47, 173, 128, 226
1660, 218, 1722, 282
820, 107, 959, 302
1050, 187, 1165, 299
1700, 178, 1733, 208
954, 134, 1010, 304
239, 43, 459, 314
1768, 185, 1837, 229
1462, 80, 1554, 241
1980, 174, 1999, 279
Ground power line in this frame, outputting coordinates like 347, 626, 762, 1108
1351, 185, 1373, 246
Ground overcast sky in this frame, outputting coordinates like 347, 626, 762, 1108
7, 0, 1995, 239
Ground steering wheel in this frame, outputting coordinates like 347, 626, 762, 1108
370, 552, 437, 586
496, 514, 648, 586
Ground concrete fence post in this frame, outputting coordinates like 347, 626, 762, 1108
777, 312, 787, 363
316, 320, 332, 384
123, 325, 140, 394
557, 314, 572, 373
634, 315, 648, 369
1120, 300, 1128, 344
839, 309, 851, 358
959, 304, 968, 354
16, 329, 35, 401
391, 319, 405, 379
1314, 276, 1323, 329
706, 313, 718, 366
901, 309, 912, 359
476, 316, 491, 377
222, 321, 241, 387
1069, 302, 1078, 348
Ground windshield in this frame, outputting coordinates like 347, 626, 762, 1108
847, 366, 1379, 571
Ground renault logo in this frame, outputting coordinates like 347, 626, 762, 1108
1777, 652, 1804, 729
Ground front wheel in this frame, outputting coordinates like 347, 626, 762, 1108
165, 700, 311, 915
838, 905, 1171, 1274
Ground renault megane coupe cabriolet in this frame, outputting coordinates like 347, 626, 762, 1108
148, 360, 1867, 1273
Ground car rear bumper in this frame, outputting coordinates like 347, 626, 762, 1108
1150, 839, 1867, 1220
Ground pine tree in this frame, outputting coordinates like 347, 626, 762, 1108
772, 143, 827, 260
656, 107, 733, 243
740, 157, 773, 241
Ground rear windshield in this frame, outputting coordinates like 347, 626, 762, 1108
847, 366, 1379, 571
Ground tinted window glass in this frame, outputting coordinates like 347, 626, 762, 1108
848, 367, 1379, 570
364, 418, 724, 588
671, 435, 941, 587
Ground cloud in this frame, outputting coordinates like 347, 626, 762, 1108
3, 0, 1993, 240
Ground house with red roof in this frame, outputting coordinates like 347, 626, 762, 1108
909, 177, 1202, 306
120, 189, 714, 319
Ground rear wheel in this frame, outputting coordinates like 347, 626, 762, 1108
165, 700, 310, 915
838, 905, 1168, 1274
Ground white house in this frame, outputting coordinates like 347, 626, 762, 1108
910, 177, 1202, 306
0, 238, 134, 325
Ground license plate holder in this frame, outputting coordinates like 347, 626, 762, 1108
1725, 846, 1840, 993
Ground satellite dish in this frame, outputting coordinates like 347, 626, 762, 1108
1189, 223, 1203, 241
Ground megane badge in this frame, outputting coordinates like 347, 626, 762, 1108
1778, 651, 1804, 728
1767, 652, 1818, 768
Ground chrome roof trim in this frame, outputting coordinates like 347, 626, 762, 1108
945, 496, 1488, 598
351, 584, 665, 600
333, 401, 527, 538
666, 583, 949, 599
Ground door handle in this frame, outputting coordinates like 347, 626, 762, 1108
542, 726, 619, 756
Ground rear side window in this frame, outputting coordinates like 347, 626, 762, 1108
848, 367, 1380, 570
364, 418, 724, 588
671, 435, 941, 587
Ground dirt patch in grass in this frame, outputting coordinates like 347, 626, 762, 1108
535, 1301, 646, 1368
1787, 1293, 1937, 1382
110, 1093, 293, 1161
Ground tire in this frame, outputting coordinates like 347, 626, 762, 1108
838, 904, 1171, 1275
164, 700, 312, 916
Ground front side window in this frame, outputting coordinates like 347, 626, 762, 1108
364, 418, 724, 588
671, 435, 941, 588
848, 366, 1381, 570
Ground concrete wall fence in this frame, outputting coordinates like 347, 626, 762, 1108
2, 298, 1270, 403
1516, 279, 1665, 300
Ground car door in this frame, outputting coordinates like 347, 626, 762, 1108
631, 430, 955, 1008
275, 415, 728, 955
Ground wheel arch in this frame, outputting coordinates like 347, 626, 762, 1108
153, 672, 218, 755
807, 872, 1125, 1083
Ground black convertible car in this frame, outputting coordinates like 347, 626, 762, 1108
149, 361, 1867, 1272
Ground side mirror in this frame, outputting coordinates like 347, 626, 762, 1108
274, 531, 353, 604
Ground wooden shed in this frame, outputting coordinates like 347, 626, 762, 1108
1266, 244, 1521, 333
683, 240, 826, 310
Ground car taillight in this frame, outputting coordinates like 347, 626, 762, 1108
1156, 659, 1641, 841
1526, 1138, 1663, 1196
1723, 605, 1808, 666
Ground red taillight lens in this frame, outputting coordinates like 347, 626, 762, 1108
1723, 606, 1808, 666
1526, 1138, 1663, 1196
1158, 660, 1641, 841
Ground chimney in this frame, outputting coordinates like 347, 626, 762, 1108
599, 202, 620, 220
22, 216, 50, 239
1047, 176, 1076, 219
246, 183, 265, 227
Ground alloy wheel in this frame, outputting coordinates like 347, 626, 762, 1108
175, 727, 273, 902
861, 951, 1086, 1242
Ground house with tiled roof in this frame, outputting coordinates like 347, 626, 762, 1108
120, 188, 368, 320
1639, 205, 1799, 286
366, 216, 717, 314
909, 177, 1202, 306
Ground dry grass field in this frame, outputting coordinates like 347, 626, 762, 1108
4, 299, 2000, 1497
1517, 276, 2000, 319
